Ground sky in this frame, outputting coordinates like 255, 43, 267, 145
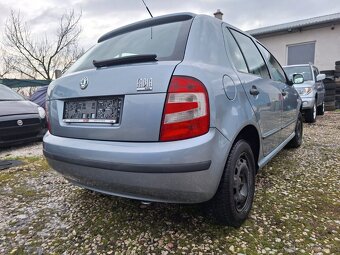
0, 0, 339, 50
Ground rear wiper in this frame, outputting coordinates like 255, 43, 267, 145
93, 54, 157, 68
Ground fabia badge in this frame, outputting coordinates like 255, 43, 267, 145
137, 78, 153, 91
80, 77, 89, 90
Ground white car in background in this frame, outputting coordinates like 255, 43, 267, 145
284, 64, 326, 123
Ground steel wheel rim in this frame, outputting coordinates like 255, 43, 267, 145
313, 103, 316, 119
233, 153, 249, 212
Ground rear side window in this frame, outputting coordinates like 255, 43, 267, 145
67, 19, 192, 74
257, 43, 287, 83
230, 29, 270, 79
223, 28, 248, 73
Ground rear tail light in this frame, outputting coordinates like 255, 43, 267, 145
160, 76, 210, 141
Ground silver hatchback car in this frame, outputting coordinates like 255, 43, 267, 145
44, 13, 303, 227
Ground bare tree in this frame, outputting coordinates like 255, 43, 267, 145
3, 10, 83, 80
0, 49, 13, 78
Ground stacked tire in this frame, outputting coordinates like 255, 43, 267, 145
323, 76, 336, 111
336, 61, 340, 109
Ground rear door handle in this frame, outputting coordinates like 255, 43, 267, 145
249, 86, 259, 96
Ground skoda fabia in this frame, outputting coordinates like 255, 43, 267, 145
44, 13, 304, 227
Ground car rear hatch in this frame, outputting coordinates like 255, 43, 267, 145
48, 14, 194, 142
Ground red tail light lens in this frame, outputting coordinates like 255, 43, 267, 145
160, 76, 210, 141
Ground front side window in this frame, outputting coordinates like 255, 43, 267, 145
67, 19, 192, 74
257, 43, 286, 83
230, 29, 270, 79
283, 66, 313, 81
0, 85, 24, 101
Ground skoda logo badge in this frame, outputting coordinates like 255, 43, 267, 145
80, 77, 89, 90
17, 120, 23, 126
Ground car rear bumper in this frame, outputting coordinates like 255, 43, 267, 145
43, 128, 230, 203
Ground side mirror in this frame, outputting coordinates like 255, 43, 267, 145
316, 73, 326, 81
292, 73, 304, 84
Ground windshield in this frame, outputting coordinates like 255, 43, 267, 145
67, 19, 192, 74
283, 66, 313, 81
0, 85, 24, 101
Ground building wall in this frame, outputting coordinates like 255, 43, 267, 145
256, 25, 340, 71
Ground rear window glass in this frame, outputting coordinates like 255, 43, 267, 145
0, 85, 24, 101
67, 19, 192, 74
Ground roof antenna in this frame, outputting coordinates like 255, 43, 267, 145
141, 0, 153, 18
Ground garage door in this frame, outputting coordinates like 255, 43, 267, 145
287, 42, 315, 65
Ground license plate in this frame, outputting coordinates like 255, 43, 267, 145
63, 97, 123, 123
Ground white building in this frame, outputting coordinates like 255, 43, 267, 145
247, 13, 340, 71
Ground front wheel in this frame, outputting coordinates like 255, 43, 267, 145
305, 101, 317, 123
211, 140, 255, 227
317, 101, 325, 116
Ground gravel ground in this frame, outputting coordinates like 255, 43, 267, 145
0, 142, 43, 158
0, 112, 339, 254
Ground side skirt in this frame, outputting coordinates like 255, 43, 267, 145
257, 132, 295, 170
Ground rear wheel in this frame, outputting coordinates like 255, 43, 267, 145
211, 140, 255, 227
317, 101, 325, 115
305, 102, 317, 123
287, 112, 303, 148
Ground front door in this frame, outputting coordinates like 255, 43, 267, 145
256, 42, 298, 143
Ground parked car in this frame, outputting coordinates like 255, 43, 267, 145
0, 84, 47, 147
283, 64, 326, 123
43, 13, 304, 227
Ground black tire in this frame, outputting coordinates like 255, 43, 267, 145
321, 70, 334, 76
324, 95, 335, 102
304, 101, 317, 123
325, 83, 336, 90
317, 101, 325, 115
335, 60, 340, 65
288, 112, 303, 148
325, 101, 336, 111
325, 89, 336, 96
323, 76, 334, 85
211, 139, 255, 227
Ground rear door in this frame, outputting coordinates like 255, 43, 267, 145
256, 43, 299, 143
225, 28, 283, 156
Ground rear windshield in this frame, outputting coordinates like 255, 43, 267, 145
284, 66, 313, 81
0, 85, 24, 101
67, 19, 193, 74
